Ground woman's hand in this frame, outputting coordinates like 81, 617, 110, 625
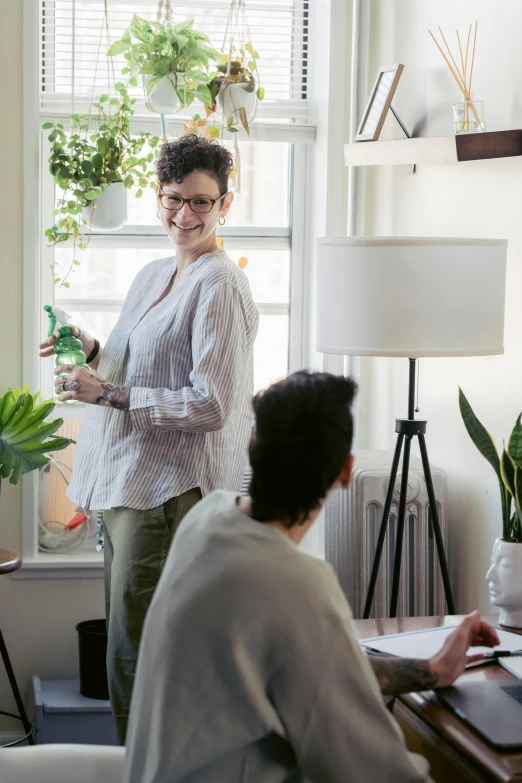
54, 365, 130, 411
40, 325, 95, 359
429, 612, 500, 688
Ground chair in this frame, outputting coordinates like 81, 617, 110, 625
0, 548, 34, 746
0, 744, 125, 782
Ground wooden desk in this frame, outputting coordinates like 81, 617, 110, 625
353, 615, 522, 783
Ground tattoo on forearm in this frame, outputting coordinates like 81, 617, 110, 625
368, 655, 439, 695
95, 381, 130, 411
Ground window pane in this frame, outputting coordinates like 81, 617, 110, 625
232, 250, 290, 304
66, 310, 121, 345
254, 315, 289, 392
40, 418, 81, 528
55, 247, 290, 305
54, 248, 166, 302
125, 141, 290, 228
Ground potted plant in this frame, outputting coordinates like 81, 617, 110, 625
43, 82, 159, 287
0, 387, 73, 486
209, 45, 264, 134
107, 15, 218, 115
459, 388, 522, 626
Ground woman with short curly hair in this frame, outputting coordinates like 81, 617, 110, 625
40, 135, 259, 743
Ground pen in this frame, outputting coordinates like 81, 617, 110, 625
483, 649, 522, 659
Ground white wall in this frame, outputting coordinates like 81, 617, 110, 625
0, 1, 104, 732
360, 0, 522, 613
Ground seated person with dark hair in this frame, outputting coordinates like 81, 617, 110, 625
124, 371, 499, 783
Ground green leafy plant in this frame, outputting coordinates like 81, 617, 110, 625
208, 44, 264, 134
459, 388, 522, 542
107, 15, 218, 110
43, 82, 159, 286
0, 388, 73, 486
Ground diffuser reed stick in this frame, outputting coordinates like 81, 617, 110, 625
429, 22, 482, 132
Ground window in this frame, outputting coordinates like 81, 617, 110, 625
27, 0, 314, 560
44, 137, 296, 397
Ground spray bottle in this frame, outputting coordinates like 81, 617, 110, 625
44, 305, 89, 402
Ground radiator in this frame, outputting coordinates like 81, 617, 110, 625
325, 450, 448, 619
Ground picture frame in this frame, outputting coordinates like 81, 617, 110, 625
355, 63, 404, 142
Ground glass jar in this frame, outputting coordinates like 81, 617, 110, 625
453, 99, 485, 134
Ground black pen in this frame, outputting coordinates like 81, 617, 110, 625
483, 649, 522, 659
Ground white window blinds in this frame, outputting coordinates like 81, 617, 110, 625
40, 0, 311, 122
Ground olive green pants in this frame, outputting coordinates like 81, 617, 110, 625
103, 487, 202, 745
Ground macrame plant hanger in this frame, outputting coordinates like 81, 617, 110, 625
56, 0, 118, 288
87, 1, 117, 129
157, 0, 174, 139
88, 1, 117, 546
220, 0, 259, 196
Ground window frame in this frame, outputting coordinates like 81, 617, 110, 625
21, 0, 315, 575
39, 131, 307, 400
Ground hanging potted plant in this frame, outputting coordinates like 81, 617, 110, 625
43, 82, 159, 286
205, 0, 264, 135
209, 44, 264, 134
107, 15, 218, 115
0, 387, 73, 487
459, 389, 522, 627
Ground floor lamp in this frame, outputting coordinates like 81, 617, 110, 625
316, 237, 507, 618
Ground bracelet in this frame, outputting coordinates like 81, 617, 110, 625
85, 338, 101, 364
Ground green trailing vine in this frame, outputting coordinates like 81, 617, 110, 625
44, 82, 159, 287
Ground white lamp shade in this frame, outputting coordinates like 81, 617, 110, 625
316, 237, 507, 357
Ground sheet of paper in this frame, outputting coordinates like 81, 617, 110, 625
500, 657, 522, 678
361, 625, 522, 659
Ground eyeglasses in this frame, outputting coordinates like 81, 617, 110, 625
158, 191, 229, 214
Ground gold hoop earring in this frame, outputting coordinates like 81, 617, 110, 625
219, 217, 226, 226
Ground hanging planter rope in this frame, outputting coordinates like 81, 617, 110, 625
44, 0, 159, 286
156, 0, 173, 24
209, 0, 264, 135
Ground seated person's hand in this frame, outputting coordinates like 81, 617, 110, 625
429, 611, 500, 688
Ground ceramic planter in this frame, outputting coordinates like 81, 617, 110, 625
486, 537, 522, 628
217, 81, 256, 123
83, 182, 127, 232
143, 73, 184, 114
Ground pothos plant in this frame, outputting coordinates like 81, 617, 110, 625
207, 44, 265, 134
43, 82, 159, 286
459, 388, 522, 542
107, 15, 218, 111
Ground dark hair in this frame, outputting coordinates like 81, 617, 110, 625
155, 135, 233, 196
249, 371, 357, 528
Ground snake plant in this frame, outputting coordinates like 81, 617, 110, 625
459, 388, 522, 542
0, 387, 73, 485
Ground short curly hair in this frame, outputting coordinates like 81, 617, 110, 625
155, 135, 233, 195
249, 371, 358, 528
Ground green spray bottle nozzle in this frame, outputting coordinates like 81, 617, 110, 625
44, 305, 72, 337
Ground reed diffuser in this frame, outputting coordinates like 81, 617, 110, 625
429, 22, 485, 134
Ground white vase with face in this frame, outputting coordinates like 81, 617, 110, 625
486, 538, 522, 628
143, 74, 183, 114
83, 182, 127, 232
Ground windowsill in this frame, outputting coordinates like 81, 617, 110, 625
13, 550, 104, 580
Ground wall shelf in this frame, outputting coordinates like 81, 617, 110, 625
344, 129, 522, 167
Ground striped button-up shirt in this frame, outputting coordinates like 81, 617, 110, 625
67, 251, 259, 511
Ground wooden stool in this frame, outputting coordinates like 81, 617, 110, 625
0, 549, 34, 746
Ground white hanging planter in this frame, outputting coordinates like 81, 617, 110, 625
217, 81, 257, 124
143, 73, 185, 114
83, 182, 127, 232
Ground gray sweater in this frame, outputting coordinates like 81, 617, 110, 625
124, 491, 428, 783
